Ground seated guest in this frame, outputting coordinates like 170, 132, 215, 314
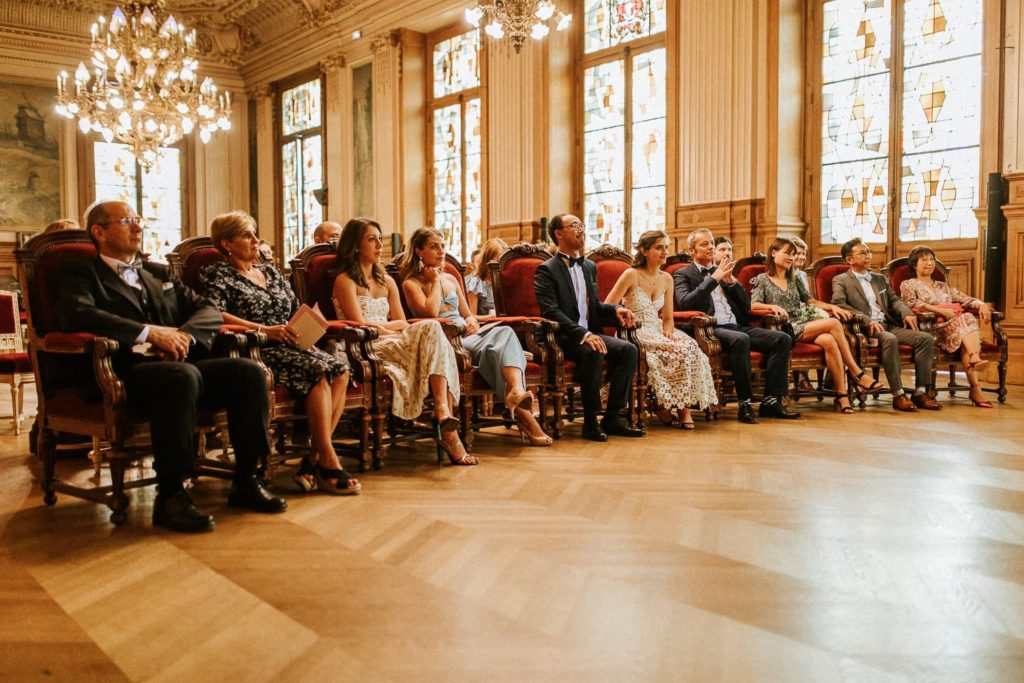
56, 200, 286, 532
312, 221, 343, 245
200, 211, 360, 495
832, 238, 939, 411
43, 218, 81, 234
749, 237, 875, 414
899, 245, 993, 408
603, 230, 717, 429
401, 229, 550, 446
465, 237, 508, 316
673, 230, 798, 423
534, 214, 643, 442
332, 218, 477, 465
791, 236, 810, 292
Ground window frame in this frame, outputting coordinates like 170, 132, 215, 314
425, 23, 488, 265
576, 0, 675, 252
273, 68, 327, 266
805, 0, 990, 259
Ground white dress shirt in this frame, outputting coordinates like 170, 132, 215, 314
854, 272, 886, 323
101, 253, 150, 343
697, 263, 737, 326
559, 253, 590, 329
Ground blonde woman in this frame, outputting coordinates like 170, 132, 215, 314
465, 237, 508, 316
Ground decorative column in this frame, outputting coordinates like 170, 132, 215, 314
371, 30, 404, 237
998, 1, 1023, 385
319, 52, 349, 223
249, 84, 277, 248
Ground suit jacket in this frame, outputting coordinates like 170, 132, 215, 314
672, 262, 752, 327
534, 254, 618, 346
830, 269, 913, 328
56, 256, 222, 355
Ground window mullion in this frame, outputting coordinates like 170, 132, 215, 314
887, 0, 905, 253
460, 95, 468, 261
623, 48, 634, 250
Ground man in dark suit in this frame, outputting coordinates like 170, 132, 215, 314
673, 229, 798, 423
56, 200, 287, 532
534, 214, 643, 442
831, 238, 939, 411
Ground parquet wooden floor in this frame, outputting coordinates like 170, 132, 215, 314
1, 383, 1023, 682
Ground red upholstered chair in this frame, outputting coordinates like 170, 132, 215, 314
884, 256, 1008, 403
586, 244, 649, 429
15, 230, 242, 524
0, 290, 34, 434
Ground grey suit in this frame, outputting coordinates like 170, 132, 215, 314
831, 269, 933, 394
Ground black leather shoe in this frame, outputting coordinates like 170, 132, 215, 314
737, 402, 759, 424
581, 420, 608, 442
153, 490, 215, 533
758, 400, 801, 420
228, 475, 288, 513
600, 416, 645, 438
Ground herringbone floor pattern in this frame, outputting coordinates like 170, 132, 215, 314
1, 385, 1022, 681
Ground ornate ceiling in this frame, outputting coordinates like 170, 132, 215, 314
2, 0, 373, 67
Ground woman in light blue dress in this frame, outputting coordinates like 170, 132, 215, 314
400, 228, 551, 446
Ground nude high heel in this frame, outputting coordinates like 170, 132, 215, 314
514, 406, 552, 446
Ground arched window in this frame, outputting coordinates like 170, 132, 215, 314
277, 74, 325, 262
427, 27, 484, 263
817, 0, 982, 247
581, 0, 668, 250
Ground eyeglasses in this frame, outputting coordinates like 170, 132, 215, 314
563, 222, 586, 233
103, 216, 146, 227
854, 248, 872, 257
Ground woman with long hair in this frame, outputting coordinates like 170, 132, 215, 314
749, 237, 879, 413
465, 237, 509, 316
603, 230, 717, 429
200, 211, 361, 494
400, 228, 551, 446
331, 218, 477, 464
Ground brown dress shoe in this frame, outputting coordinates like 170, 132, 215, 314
892, 394, 917, 412
911, 393, 942, 410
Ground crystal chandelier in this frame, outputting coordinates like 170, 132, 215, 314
54, 0, 231, 169
465, 0, 572, 53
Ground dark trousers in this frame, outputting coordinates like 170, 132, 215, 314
561, 333, 638, 421
125, 358, 271, 482
715, 325, 793, 401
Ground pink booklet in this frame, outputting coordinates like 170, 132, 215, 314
287, 303, 329, 350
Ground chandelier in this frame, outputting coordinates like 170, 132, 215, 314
465, 0, 572, 53
54, 0, 231, 169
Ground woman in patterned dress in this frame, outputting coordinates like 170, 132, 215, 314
200, 211, 360, 495
331, 218, 476, 465
899, 245, 993, 408
603, 230, 717, 429
750, 237, 874, 414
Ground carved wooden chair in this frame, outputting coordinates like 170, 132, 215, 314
883, 256, 1008, 403
15, 230, 242, 524
0, 290, 34, 434
387, 251, 549, 451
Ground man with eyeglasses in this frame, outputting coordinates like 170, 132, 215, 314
831, 237, 939, 411
534, 214, 643, 442
673, 229, 798, 423
55, 199, 288, 532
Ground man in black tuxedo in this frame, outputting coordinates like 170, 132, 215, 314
673, 229, 798, 423
56, 200, 287, 532
534, 214, 643, 441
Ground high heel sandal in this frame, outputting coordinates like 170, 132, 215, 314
293, 457, 317, 492
655, 408, 678, 427
313, 464, 362, 495
968, 387, 993, 408
514, 406, 552, 446
679, 410, 695, 430
850, 370, 883, 397
434, 405, 460, 433
436, 430, 479, 465
506, 390, 535, 412
833, 395, 855, 414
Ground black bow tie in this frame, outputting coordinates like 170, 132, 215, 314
561, 254, 585, 268
700, 267, 714, 278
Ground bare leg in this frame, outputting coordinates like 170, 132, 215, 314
811, 334, 848, 395
305, 377, 359, 489
429, 374, 477, 464
961, 331, 985, 367
803, 318, 863, 377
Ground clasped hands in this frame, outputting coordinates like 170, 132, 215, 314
147, 326, 193, 361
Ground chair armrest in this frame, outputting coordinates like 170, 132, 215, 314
40, 331, 102, 354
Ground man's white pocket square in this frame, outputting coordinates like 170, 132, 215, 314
162, 282, 174, 291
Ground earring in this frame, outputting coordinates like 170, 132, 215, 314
417, 257, 424, 272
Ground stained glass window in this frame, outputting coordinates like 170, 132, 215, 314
429, 29, 483, 263
584, 0, 667, 54
93, 141, 182, 261
280, 77, 324, 262
819, 0, 982, 245
582, 37, 665, 250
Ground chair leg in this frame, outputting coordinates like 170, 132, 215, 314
11, 378, 19, 435
108, 456, 129, 525
40, 428, 57, 506
89, 437, 103, 477
998, 361, 1007, 403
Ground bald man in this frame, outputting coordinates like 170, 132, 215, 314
312, 221, 343, 244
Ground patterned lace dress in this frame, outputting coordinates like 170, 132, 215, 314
899, 278, 981, 353
749, 273, 828, 340
200, 261, 347, 399
339, 295, 460, 420
625, 287, 718, 411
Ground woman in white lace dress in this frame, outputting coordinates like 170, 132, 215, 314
331, 218, 476, 465
603, 231, 718, 429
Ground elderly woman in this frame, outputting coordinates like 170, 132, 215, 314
899, 245, 993, 408
750, 237, 879, 414
332, 218, 478, 465
400, 228, 551, 446
199, 211, 361, 494
464, 237, 508, 316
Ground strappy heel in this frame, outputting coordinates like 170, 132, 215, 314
833, 395, 855, 414
293, 457, 317, 492
514, 406, 552, 446
506, 390, 535, 412
313, 465, 362, 495
435, 429, 479, 465
850, 370, 883, 398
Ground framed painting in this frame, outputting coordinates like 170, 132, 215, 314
351, 62, 374, 217
0, 81, 61, 233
